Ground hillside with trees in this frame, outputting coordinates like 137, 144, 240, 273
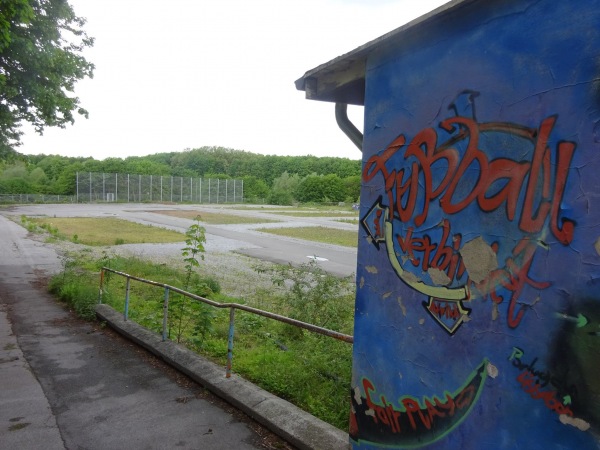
0, 4, 361, 205
0, 146, 362, 204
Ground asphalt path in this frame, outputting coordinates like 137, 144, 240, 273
7, 203, 359, 277
0, 214, 294, 449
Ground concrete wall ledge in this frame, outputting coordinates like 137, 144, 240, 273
96, 304, 350, 450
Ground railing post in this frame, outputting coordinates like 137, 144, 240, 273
226, 308, 235, 378
98, 269, 104, 304
124, 277, 131, 321
162, 287, 170, 342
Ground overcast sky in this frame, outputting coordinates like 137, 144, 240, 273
19, 0, 448, 161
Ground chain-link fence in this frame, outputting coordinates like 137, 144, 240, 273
76, 172, 243, 204
0, 194, 75, 204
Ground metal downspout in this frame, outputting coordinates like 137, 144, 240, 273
335, 103, 363, 152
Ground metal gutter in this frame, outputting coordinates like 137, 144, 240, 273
335, 103, 363, 151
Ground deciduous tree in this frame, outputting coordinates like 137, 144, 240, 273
0, 0, 94, 150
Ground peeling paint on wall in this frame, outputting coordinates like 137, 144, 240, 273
459, 237, 498, 284
560, 415, 591, 432
594, 237, 600, 256
427, 267, 452, 286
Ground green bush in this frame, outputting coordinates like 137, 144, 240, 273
295, 174, 346, 203
256, 259, 354, 334
48, 270, 98, 320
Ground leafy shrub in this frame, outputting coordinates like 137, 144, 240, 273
48, 269, 98, 320
256, 259, 354, 334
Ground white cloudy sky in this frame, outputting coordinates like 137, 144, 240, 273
19, 0, 448, 161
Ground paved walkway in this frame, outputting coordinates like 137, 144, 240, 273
0, 215, 292, 450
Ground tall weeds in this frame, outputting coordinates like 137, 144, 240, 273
47, 229, 354, 430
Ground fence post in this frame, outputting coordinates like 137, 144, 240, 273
226, 308, 235, 378
162, 287, 170, 342
124, 277, 131, 321
98, 269, 104, 304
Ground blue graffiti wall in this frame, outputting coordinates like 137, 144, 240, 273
352, 0, 600, 448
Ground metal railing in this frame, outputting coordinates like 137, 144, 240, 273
98, 267, 353, 378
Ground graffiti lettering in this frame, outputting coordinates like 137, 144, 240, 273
517, 370, 573, 416
509, 347, 576, 416
423, 297, 471, 334
510, 349, 553, 387
363, 115, 575, 244
374, 208, 384, 238
396, 219, 465, 282
361, 95, 578, 332
396, 219, 550, 327
480, 238, 551, 328
350, 360, 488, 447
398, 217, 549, 328
363, 379, 474, 433
429, 299, 462, 320
510, 346, 578, 396
363, 379, 479, 434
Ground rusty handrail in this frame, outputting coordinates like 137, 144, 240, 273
99, 267, 353, 377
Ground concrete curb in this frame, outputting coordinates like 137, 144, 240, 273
95, 304, 350, 450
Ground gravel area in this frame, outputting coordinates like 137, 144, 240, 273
1, 204, 357, 300
28, 231, 278, 301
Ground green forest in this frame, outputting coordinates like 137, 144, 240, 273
0, 146, 362, 204
0, 2, 361, 206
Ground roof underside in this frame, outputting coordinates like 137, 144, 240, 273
295, 0, 475, 106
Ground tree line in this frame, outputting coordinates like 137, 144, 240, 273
1, 4, 361, 205
0, 146, 362, 204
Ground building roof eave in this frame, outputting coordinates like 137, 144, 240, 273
294, 0, 474, 105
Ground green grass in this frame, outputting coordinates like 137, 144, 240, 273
274, 211, 358, 217
49, 253, 354, 430
28, 217, 185, 246
149, 209, 279, 224
221, 206, 292, 211
223, 204, 359, 216
336, 218, 360, 225
256, 226, 358, 247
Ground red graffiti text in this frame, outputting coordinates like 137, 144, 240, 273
363, 115, 575, 245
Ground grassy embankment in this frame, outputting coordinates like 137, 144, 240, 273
22, 210, 355, 430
